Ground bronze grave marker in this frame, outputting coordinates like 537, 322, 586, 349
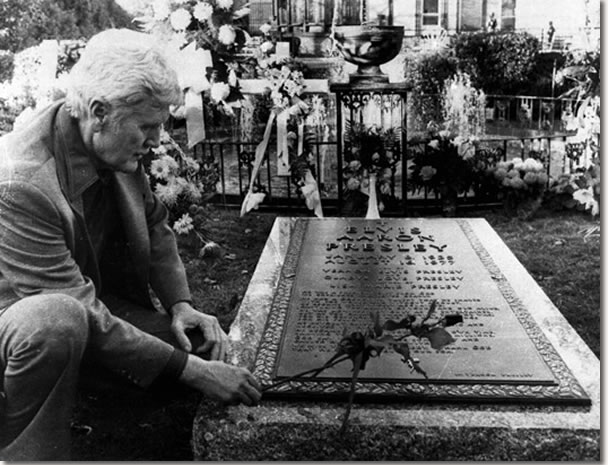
254, 218, 589, 404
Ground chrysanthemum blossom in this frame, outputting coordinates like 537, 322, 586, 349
218, 24, 236, 45
173, 214, 194, 235
170, 8, 192, 31
216, 0, 233, 9
150, 155, 179, 180
193, 2, 213, 22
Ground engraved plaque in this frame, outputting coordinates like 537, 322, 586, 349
254, 219, 589, 404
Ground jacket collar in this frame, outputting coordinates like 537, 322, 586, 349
53, 103, 103, 203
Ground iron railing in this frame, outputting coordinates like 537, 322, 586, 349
193, 130, 575, 216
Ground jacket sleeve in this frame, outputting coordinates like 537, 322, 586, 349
139, 169, 192, 310
0, 179, 175, 387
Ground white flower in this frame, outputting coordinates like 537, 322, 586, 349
173, 214, 194, 235
260, 41, 274, 54
523, 158, 543, 172
218, 25, 236, 45
155, 182, 180, 206
150, 155, 179, 180
228, 69, 238, 87
216, 0, 233, 9
210, 82, 231, 102
259, 22, 272, 35
511, 157, 524, 170
452, 135, 465, 146
193, 1, 213, 21
438, 130, 451, 139
151, 144, 168, 156
152, 0, 171, 20
170, 8, 192, 31
573, 187, 598, 215
428, 139, 440, 150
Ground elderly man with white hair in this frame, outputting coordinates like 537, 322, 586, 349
0, 28, 261, 460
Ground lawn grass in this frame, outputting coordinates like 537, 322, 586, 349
72, 206, 600, 460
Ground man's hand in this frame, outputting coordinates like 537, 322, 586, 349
170, 301, 228, 361
179, 355, 262, 406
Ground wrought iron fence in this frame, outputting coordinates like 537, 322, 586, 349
193, 129, 574, 216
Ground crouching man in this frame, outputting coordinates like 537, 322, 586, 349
0, 28, 261, 460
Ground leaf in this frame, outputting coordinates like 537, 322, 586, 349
392, 341, 411, 362
443, 314, 463, 327
423, 299, 438, 321
425, 327, 455, 351
382, 315, 414, 331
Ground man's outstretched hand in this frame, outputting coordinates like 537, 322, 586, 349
179, 356, 262, 406
170, 301, 228, 361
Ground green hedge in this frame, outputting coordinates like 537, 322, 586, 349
453, 31, 541, 95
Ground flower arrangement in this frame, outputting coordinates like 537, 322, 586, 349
547, 157, 600, 217
136, 0, 251, 112
441, 71, 486, 138
408, 129, 479, 196
490, 156, 548, 219
239, 53, 328, 218
342, 122, 400, 216
146, 128, 223, 259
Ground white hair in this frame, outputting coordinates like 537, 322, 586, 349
65, 29, 183, 119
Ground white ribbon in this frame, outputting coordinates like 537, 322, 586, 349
276, 109, 290, 176
240, 111, 277, 216
174, 43, 213, 147
301, 169, 324, 218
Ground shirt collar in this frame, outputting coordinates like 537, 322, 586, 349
54, 104, 109, 199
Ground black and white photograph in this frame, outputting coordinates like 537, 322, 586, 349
0, 0, 600, 460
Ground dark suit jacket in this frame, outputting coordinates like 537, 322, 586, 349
0, 101, 191, 386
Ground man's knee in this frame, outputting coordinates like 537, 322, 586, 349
1, 294, 89, 361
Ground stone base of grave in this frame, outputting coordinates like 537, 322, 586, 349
191, 218, 599, 460
192, 400, 599, 460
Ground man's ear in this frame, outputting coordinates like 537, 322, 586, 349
89, 100, 109, 131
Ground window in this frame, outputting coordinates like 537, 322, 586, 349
501, 0, 516, 30
422, 0, 440, 26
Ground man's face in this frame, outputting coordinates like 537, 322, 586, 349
92, 101, 169, 173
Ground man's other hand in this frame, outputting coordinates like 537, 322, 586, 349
179, 356, 262, 406
170, 302, 228, 361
